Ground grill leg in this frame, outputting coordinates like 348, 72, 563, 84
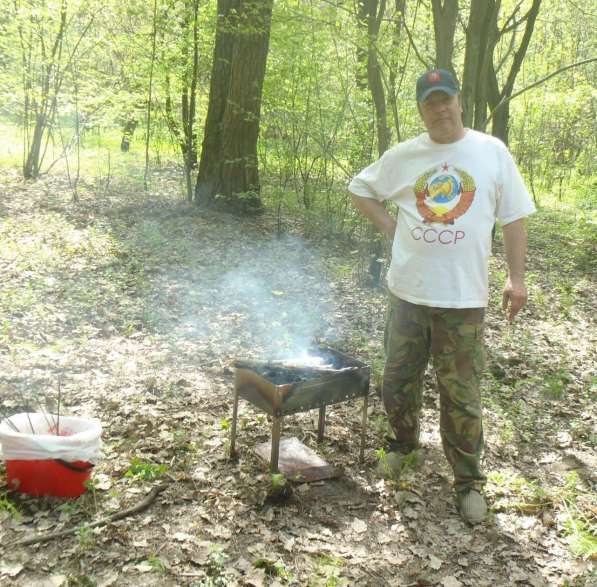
360, 394, 369, 463
230, 386, 239, 458
317, 406, 326, 443
270, 416, 282, 473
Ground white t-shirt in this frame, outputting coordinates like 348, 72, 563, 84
348, 129, 536, 308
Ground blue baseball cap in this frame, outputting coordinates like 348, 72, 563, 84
416, 69, 460, 102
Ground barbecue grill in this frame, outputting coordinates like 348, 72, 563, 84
230, 347, 371, 474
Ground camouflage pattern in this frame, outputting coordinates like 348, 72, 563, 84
383, 293, 486, 491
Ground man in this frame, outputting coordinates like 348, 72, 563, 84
348, 69, 535, 525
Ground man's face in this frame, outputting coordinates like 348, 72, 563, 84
418, 91, 464, 144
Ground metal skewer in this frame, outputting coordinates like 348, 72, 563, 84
56, 381, 62, 435
25, 411, 36, 435
33, 399, 54, 433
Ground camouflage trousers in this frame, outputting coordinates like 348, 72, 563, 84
383, 294, 487, 491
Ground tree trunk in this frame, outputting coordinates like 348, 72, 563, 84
490, 0, 542, 143
431, 0, 458, 71
22, 0, 67, 179
461, 0, 541, 142
143, 0, 159, 191
165, 0, 200, 200
461, 0, 500, 130
196, 0, 273, 213
388, 0, 406, 142
195, 0, 237, 206
357, 0, 392, 287
120, 119, 138, 152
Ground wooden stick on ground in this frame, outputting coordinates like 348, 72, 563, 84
12, 483, 167, 547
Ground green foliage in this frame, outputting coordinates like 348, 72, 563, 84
488, 470, 597, 559
556, 473, 597, 557
253, 558, 296, 582
124, 457, 168, 481
564, 518, 597, 559
146, 554, 167, 574
308, 554, 349, 587
0, 491, 21, 521
191, 545, 233, 587
488, 471, 551, 514
66, 574, 97, 587
542, 369, 573, 400
0, 0, 593, 239
76, 523, 96, 549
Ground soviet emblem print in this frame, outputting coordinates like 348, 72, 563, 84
414, 163, 476, 224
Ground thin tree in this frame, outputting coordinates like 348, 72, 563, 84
357, 0, 391, 157
20, 0, 68, 179
356, 0, 394, 287
144, 0, 159, 191
164, 0, 201, 201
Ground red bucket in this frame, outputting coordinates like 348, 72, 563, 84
6, 459, 93, 498
1, 413, 102, 498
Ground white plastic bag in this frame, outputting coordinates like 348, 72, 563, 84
0, 413, 102, 463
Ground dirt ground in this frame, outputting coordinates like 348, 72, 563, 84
0, 169, 595, 587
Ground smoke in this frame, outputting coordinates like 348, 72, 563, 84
147, 234, 338, 359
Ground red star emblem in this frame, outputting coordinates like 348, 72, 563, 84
442, 163, 450, 172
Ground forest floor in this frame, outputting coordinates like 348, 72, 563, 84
0, 167, 595, 587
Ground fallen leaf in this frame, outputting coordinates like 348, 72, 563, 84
441, 576, 463, 587
29, 576, 68, 587
352, 518, 367, 533
244, 567, 267, 587
97, 570, 119, 587
134, 562, 154, 573
0, 562, 24, 577
173, 532, 195, 542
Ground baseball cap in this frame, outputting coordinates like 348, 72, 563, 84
416, 69, 460, 102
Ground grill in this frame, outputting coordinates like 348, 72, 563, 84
230, 347, 371, 475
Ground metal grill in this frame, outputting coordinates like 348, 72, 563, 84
230, 347, 371, 473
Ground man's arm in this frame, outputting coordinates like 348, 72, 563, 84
501, 218, 528, 323
351, 194, 396, 239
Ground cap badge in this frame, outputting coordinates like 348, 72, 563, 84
427, 71, 441, 83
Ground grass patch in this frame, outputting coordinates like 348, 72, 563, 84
124, 458, 168, 482
308, 554, 349, 587
0, 120, 179, 189
488, 470, 597, 559
488, 470, 551, 514
0, 491, 21, 521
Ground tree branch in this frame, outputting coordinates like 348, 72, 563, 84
487, 56, 597, 122
401, 9, 430, 69
12, 484, 167, 547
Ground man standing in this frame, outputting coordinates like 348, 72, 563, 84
349, 69, 535, 524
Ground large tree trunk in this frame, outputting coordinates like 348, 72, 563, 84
196, 0, 273, 213
195, 0, 237, 205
